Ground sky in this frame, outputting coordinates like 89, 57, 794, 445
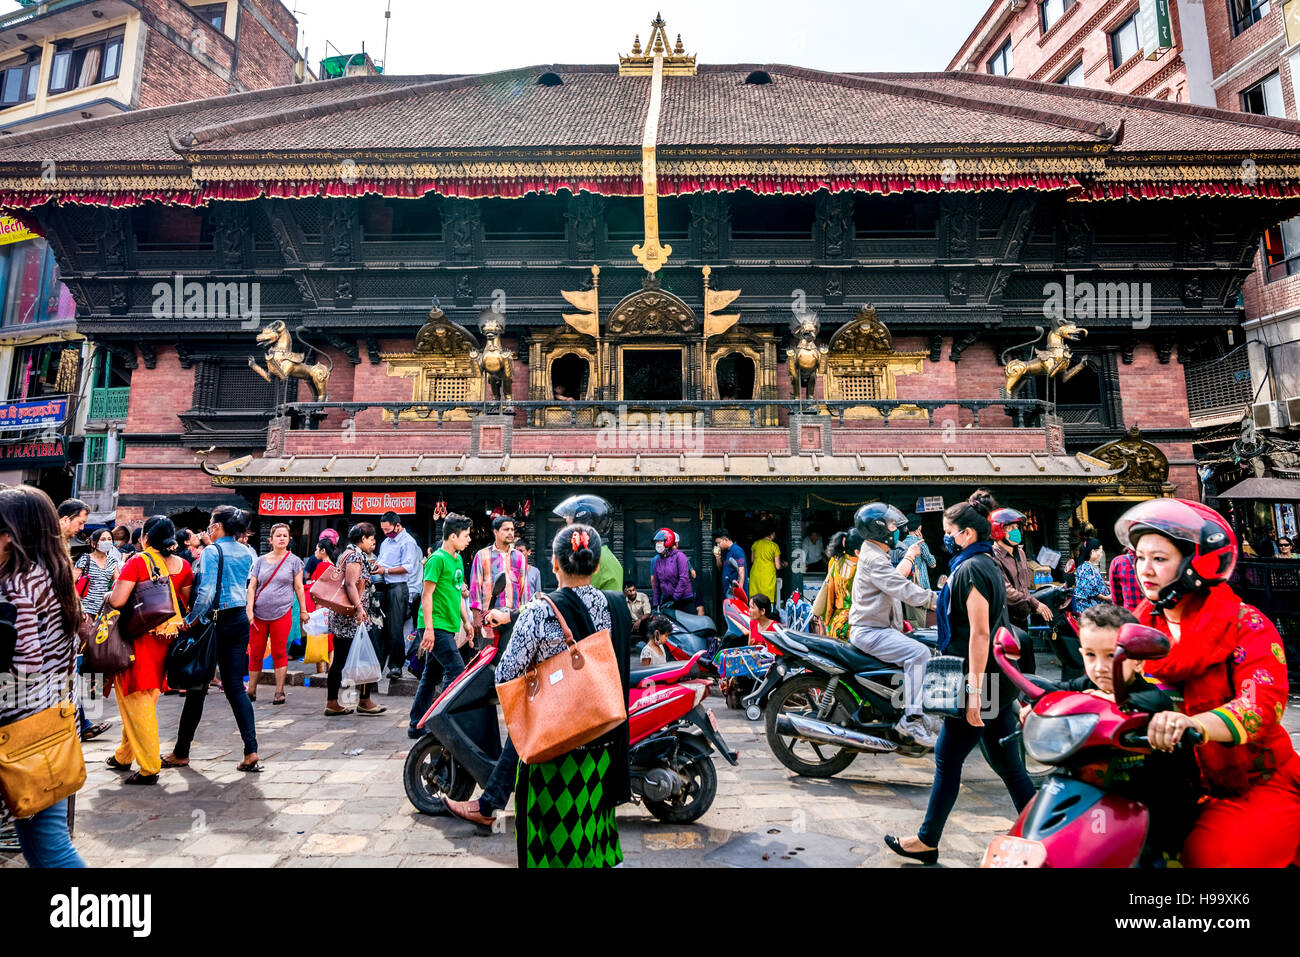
0, 0, 991, 75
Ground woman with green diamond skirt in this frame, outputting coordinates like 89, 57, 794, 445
495, 522, 632, 867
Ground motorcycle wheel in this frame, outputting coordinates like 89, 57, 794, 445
403, 734, 474, 815
643, 753, 718, 824
764, 673, 857, 778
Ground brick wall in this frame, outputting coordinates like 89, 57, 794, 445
135, 0, 298, 109
1118, 343, 1192, 428
124, 346, 194, 435
953, 0, 1197, 100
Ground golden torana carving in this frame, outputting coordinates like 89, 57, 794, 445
607, 283, 696, 336
1089, 427, 1170, 486
825, 305, 925, 418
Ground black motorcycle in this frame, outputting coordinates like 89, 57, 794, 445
745, 625, 944, 778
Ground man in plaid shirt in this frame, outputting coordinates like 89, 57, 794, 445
1108, 546, 1142, 610
469, 515, 531, 645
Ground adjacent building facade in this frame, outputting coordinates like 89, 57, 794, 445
0, 0, 301, 511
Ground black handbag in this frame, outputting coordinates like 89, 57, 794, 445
922, 655, 967, 719
120, 552, 177, 640
165, 546, 223, 689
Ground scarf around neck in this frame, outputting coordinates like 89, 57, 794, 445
937, 541, 994, 653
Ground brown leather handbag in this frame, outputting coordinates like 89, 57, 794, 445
497, 594, 626, 765
309, 559, 356, 616
0, 700, 86, 818
82, 609, 134, 675
119, 553, 175, 639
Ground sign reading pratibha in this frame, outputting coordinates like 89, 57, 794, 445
0, 398, 68, 432
0, 436, 65, 467
258, 492, 345, 516
351, 491, 416, 515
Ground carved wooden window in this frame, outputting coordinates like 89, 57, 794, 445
836, 372, 885, 402
216, 361, 276, 409
426, 373, 469, 403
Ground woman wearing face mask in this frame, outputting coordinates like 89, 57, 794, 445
988, 507, 1053, 676
651, 528, 694, 613
1117, 498, 1300, 867
1071, 538, 1111, 614
73, 528, 121, 619
885, 490, 1036, 864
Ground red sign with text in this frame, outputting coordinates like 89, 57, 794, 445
350, 491, 416, 515
258, 492, 345, 516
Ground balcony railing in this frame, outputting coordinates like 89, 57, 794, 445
280, 397, 1054, 430
73, 460, 117, 514
87, 387, 130, 421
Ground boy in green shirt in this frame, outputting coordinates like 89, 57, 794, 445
408, 514, 473, 739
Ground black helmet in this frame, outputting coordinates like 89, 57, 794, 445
854, 503, 907, 544
552, 494, 613, 538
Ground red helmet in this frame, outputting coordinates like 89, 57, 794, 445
1115, 498, 1237, 608
989, 507, 1026, 542
653, 528, 677, 550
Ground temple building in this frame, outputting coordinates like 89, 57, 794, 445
3, 15, 1299, 614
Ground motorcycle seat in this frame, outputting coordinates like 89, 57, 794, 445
787, 631, 890, 674
911, 627, 940, 648
671, 609, 717, 635
630, 662, 684, 685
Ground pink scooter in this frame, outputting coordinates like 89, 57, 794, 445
981, 623, 1202, 868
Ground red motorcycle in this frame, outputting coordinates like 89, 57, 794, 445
981, 623, 1202, 868
404, 602, 738, 825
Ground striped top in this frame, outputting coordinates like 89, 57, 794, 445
75, 551, 120, 618
0, 563, 78, 826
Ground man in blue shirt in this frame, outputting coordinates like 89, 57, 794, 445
713, 527, 747, 605
375, 510, 423, 679
165, 504, 260, 772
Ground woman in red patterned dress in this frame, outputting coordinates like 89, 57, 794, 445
1116, 498, 1300, 867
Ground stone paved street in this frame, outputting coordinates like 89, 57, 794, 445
8, 665, 1299, 869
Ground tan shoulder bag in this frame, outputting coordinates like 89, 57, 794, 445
497, 593, 626, 765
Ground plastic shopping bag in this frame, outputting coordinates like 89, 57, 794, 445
341, 628, 383, 685
305, 608, 329, 635
304, 631, 331, 666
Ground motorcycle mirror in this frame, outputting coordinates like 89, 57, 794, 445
1116, 623, 1171, 661
491, 572, 508, 598
995, 628, 1022, 659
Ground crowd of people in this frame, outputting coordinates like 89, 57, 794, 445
2, 481, 1296, 871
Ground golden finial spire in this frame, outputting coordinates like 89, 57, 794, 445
619, 15, 696, 75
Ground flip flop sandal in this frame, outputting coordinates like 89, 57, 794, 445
82, 722, 112, 741
124, 772, 158, 785
105, 756, 132, 771
159, 755, 189, 768
247, 693, 257, 702
236, 760, 264, 773
324, 707, 354, 716
272, 694, 286, 706
356, 705, 388, 716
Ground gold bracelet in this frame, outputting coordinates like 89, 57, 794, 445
1188, 716, 1210, 742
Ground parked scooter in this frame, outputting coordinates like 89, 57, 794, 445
404, 577, 738, 824
745, 624, 943, 777
981, 624, 1201, 868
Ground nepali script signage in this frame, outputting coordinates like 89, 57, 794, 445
351, 491, 417, 515
1138, 0, 1173, 59
0, 436, 65, 467
259, 492, 345, 516
0, 397, 68, 432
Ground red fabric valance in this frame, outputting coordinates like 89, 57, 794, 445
1084, 181, 1300, 201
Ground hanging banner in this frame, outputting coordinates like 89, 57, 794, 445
351, 491, 417, 514
0, 397, 68, 432
0, 215, 37, 247
1138, 0, 1173, 59
258, 492, 345, 516
0, 436, 65, 467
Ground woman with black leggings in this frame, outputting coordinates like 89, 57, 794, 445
885, 491, 1036, 864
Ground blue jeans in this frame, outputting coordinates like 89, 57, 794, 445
172, 610, 258, 759
917, 701, 1036, 847
14, 800, 85, 868
481, 734, 519, 814
408, 629, 466, 734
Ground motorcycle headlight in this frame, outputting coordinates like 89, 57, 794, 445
1022, 712, 1099, 764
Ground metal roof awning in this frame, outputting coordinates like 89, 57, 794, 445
205, 451, 1124, 487
1216, 477, 1300, 501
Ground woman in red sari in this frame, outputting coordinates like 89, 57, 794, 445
1116, 498, 1300, 867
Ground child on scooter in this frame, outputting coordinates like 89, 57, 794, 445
640, 615, 672, 666
1020, 603, 1200, 862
